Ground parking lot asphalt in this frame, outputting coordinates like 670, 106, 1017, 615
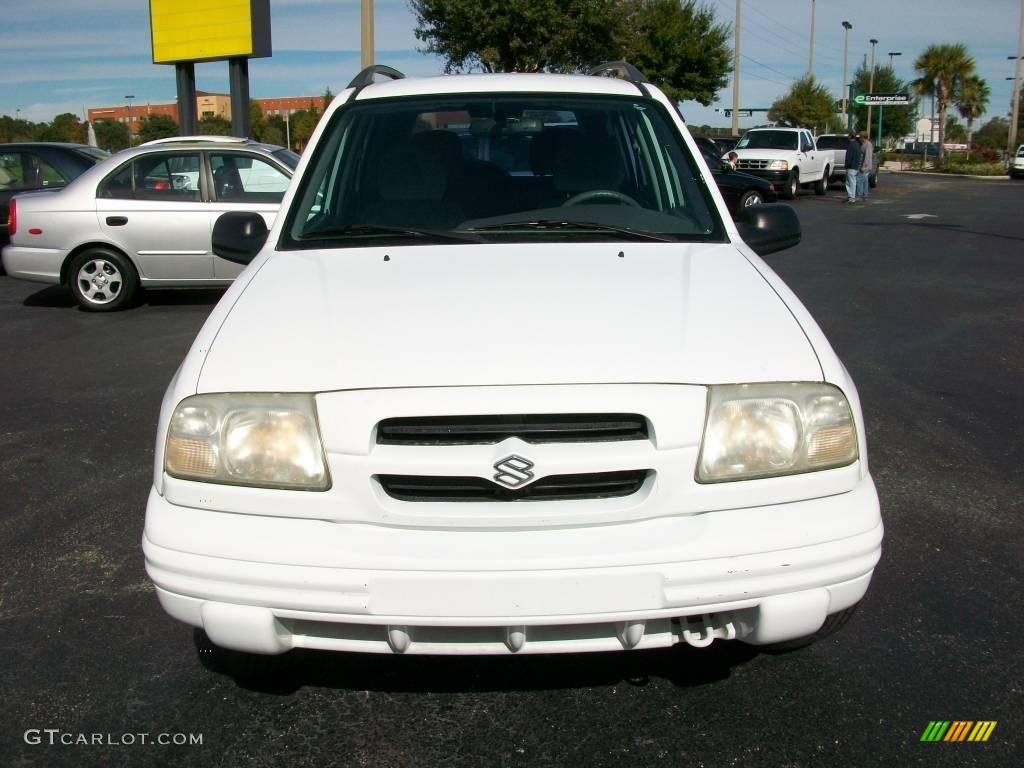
1, 173, 1021, 768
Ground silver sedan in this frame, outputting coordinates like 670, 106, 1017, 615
2, 136, 297, 311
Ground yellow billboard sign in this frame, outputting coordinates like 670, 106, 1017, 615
150, 0, 271, 64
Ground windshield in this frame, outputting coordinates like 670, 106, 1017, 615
282, 94, 724, 248
737, 131, 799, 151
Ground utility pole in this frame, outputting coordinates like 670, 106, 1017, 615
808, 0, 817, 78
732, 0, 741, 136
361, 0, 374, 69
841, 21, 852, 129
866, 40, 878, 134
1009, 0, 1024, 157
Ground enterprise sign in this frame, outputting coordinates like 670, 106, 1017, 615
854, 93, 911, 106
150, 0, 271, 64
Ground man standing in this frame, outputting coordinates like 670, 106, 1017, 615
857, 134, 874, 201
844, 132, 862, 204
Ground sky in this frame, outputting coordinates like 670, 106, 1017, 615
0, 0, 1021, 132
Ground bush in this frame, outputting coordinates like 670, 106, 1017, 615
935, 158, 1007, 176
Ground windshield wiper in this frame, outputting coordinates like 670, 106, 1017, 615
299, 223, 482, 243
462, 219, 676, 242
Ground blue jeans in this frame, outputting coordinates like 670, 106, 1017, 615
845, 170, 859, 201
856, 169, 869, 199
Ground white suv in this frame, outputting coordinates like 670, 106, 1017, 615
144, 64, 882, 665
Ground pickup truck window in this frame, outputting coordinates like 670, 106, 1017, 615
282, 94, 725, 248
736, 131, 799, 151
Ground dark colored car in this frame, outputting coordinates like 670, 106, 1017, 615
694, 136, 778, 216
0, 142, 110, 249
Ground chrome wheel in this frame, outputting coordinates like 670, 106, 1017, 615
742, 191, 763, 208
76, 258, 124, 306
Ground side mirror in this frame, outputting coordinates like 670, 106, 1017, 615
212, 211, 269, 265
736, 203, 801, 256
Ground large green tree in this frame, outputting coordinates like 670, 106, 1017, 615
913, 43, 976, 159
137, 114, 178, 143
767, 77, 837, 134
973, 116, 1008, 151
849, 63, 917, 142
617, 1, 730, 104
92, 119, 130, 151
39, 113, 85, 143
409, 0, 731, 105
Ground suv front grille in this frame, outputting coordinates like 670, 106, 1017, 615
377, 470, 651, 502
376, 414, 648, 446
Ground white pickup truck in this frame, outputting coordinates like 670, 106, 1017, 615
731, 127, 831, 199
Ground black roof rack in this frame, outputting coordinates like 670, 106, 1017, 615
346, 65, 406, 90
587, 61, 651, 85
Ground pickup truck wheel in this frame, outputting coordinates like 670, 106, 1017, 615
735, 190, 764, 215
68, 248, 139, 312
782, 170, 799, 200
814, 167, 829, 195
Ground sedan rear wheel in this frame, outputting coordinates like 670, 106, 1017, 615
68, 248, 139, 312
736, 190, 764, 216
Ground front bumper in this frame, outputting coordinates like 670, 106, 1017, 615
144, 479, 883, 655
737, 169, 791, 184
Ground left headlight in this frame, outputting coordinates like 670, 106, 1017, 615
697, 383, 858, 483
767, 160, 790, 171
164, 393, 330, 490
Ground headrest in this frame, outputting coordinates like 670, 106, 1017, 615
376, 146, 447, 201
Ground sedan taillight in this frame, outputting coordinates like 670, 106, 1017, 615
7, 198, 15, 237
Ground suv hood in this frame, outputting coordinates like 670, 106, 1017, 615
197, 242, 821, 392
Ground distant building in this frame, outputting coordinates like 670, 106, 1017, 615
87, 93, 323, 138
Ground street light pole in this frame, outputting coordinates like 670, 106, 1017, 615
888, 51, 902, 70
125, 95, 135, 145
1009, 0, 1024, 157
732, 0, 741, 136
808, 0, 817, 78
866, 40, 878, 134
841, 21, 852, 128
361, 0, 374, 69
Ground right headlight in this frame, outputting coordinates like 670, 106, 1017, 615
697, 383, 858, 483
164, 393, 330, 491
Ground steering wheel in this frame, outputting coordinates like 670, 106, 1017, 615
562, 189, 642, 208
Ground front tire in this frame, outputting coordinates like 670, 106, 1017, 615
782, 170, 799, 200
814, 167, 829, 195
868, 171, 878, 188
68, 248, 138, 312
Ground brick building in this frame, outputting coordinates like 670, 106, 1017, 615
87, 93, 324, 139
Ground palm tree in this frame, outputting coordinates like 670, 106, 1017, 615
956, 76, 990, 150
913, 43, 977, 160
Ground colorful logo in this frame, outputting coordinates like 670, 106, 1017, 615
920, 721, 997, 742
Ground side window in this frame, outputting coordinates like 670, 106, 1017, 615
99, 153, 201, 201
210, 153, 290, 202
0, 152, 67, 191
801, 133, 813, 152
